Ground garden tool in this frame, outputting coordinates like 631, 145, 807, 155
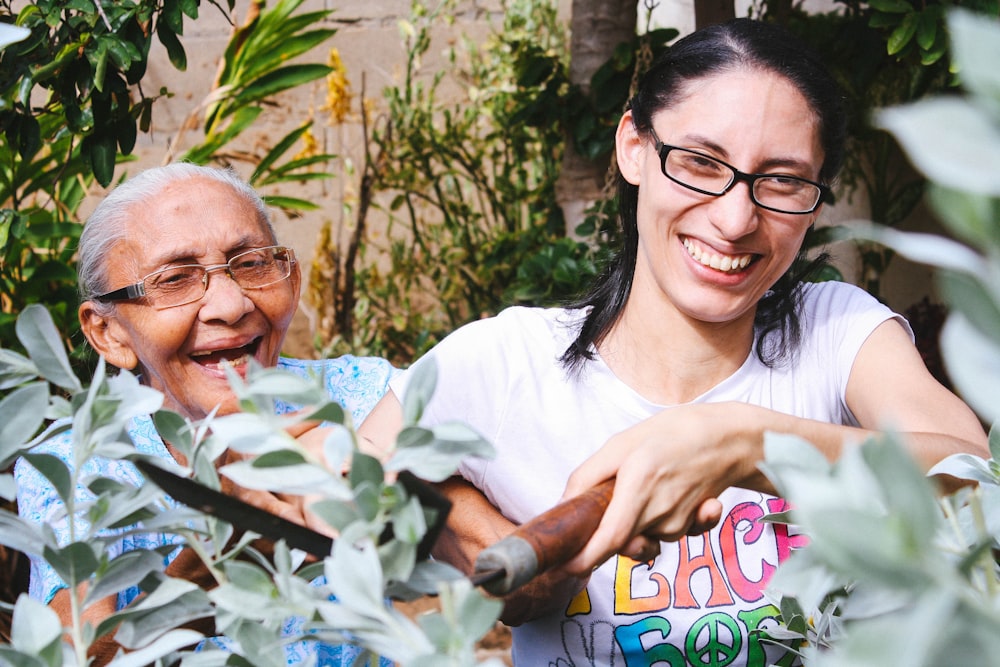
136, 459, 613, 597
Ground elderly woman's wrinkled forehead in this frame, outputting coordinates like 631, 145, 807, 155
77, 167, 276, 303
129, 177, 272, 236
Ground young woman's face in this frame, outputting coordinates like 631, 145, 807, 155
617, 68, 825, 328
82, 177, 301, 421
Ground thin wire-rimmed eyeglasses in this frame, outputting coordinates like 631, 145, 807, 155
650, 128, 833, 215
92, 245, 296, 310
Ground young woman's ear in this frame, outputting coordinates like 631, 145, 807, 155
78, 302, 138, 370
616, 110, 645, 187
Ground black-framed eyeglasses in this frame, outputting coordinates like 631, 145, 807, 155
650, 129, 833, 215
92, 245, 296, 310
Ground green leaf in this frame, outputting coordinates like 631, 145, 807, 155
156, 25, 186, 70
0, 382, 49, 462
14, 304, 81, 393
867, 0, 914, 13
401, 357, 437, 426
454, 581, 503, 642
44, 542, 101, 587
0, 24, 31, 50
251, 124, 310, 182
178, 0, 199, 20
21, 453, 72, 507
862, 437, 940, 544
84, 131, 117, 188
103, 629, 206, 667
389, 495, 426, 546
0, 474, 16, 502
928, 453, 995, 484
261, 195, 320, 211
926, 185, 1000, 251
245, 367, 326, 405
936, 270, 1000, 343
940, 312, 1000, 425
0, 510, 47, 560
948, 9, 1000, 108
349, 452, 384, 489
843, 224, 987, 277
303, 400, 345, 425
220, 459, 341, 495
307, 497, 363, 533
85, 549, 164, 605
877, 99, 1000, 197
208, 412, 295, 455
109, 588, 213, 649
887, 13, 919, 56
252, 449, 308, 467
387, 422, 493, 482
92, 41, 109, 93
159, 0, 184, 34
915, 7, 941, 51
0, 349, 39, 391
232, 64, 332, 107
152, 410, 194, 453
990, 423, 1000, 464
9, 595, 61, 656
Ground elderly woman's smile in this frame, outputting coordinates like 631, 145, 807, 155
79, 175, 301, 421
189, 337, 261, 371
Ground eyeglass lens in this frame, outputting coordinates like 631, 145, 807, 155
663, 148, 821, 213
146, 246, 292, 309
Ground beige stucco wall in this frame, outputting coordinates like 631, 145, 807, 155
93, 0, 530, 355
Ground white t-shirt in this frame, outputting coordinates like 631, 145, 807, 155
391, 281, 907, 667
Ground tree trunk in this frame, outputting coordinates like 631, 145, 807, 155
556, 0, 637, 237
693, 0, 736, 30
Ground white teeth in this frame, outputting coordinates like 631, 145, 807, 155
190, 352, 251, 368
683, 239, 753, 273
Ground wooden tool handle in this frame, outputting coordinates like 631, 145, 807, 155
473, 478, 615, 595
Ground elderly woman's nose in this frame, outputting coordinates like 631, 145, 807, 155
198, 270, 254, 322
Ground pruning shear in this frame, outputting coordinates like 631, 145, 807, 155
136, 459, 614, 595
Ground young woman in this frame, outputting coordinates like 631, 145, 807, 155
359, 18, 988, 666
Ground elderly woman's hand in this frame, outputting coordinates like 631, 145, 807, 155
217, 448, 310, 525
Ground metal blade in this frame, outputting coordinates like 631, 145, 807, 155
136, 459, 335, 558
135, 460, 452, 562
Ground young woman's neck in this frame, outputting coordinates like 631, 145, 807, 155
597, 296, 755, 406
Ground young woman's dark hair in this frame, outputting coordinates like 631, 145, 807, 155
561, 18, 848, 372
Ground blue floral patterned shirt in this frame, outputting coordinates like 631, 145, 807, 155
15, 355, 398, 666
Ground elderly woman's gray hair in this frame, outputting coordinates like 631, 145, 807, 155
77, 163, 275, 312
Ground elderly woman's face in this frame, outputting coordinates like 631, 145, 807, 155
86, 176, 300, 421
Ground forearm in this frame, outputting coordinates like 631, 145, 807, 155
51, 586, 120, 665
433, 476, 588, 626
728, 402, 988, 493
432, 477, 509, 574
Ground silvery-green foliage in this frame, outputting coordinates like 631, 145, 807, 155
0, 304, 502, 665
761, 432, 1000, 665
764, 8, 1000, 665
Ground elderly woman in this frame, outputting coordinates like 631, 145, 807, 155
14, 163, 395, 664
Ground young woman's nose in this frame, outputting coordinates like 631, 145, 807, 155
707, 181, 760, 240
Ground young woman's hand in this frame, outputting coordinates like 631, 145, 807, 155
559, 402, 766, 574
